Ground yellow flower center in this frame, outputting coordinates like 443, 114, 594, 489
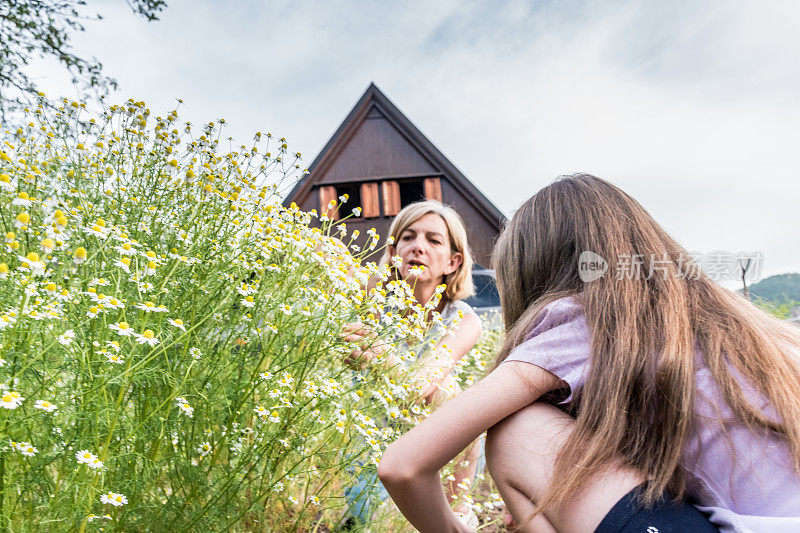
142, 329, 154, 339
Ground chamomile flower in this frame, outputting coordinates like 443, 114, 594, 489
17, 252, 45, 276
40, 238, 55, 253
197, 442, 212, 456
280, 304, 292, 316
268, 411, 281, 423
237, 283, 257, 296
408, 265, 425, 277
77, 450, 104, 469
189, 347, 202, 360
57, 329, 76, 345
167, 318, 187, 331
0, 173, 12, 191
134, 329, 159, 346
175, 397, 194, 418
72, 246, 88, 264
104, 353, 124, 364
11, 441, 38, 456
34, 400, 58, 412
253, 406, 269, 418
86, 220, 110, 239
136, 301, 168, 313
115, 242, 137, 255
241, 295, 255, 308
114, 257, 131, 272
105, 297, 124, 309
15, 212, 30, 229
1, 391, 24, 409
75, 450, 96, 464
100, 493, 128, 507
109, 321, 134, 336
12, 192, 32, 207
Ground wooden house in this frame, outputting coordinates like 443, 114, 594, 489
283, 83, 505, 267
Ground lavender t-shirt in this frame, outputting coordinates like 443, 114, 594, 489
502, 296, 800, 533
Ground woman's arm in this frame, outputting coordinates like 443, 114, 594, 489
415, 311, 482, 400
378, 361, 562, 532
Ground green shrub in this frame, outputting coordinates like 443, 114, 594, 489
0, 97, 503, 531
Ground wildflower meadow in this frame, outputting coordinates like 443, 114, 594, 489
0, 96, 503, 531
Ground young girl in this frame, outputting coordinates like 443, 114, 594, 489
378, 174, 800, 532
342, 200, 484, 525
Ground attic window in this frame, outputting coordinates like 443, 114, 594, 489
335, 184, 362, 215
399, 180, 425, 208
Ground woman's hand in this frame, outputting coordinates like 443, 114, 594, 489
341, 322, 395, 370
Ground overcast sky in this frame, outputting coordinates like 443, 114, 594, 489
29, 0, 800, 281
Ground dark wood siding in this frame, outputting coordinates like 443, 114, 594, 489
284, 83, 505, 269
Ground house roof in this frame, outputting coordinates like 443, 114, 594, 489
284, 82, 506, 231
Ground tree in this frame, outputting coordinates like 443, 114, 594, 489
0, 0, 167, 121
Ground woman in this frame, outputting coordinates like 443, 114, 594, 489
378, 174, 800, 532
343, 200, 483, 525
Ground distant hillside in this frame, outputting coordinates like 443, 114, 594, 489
747, 273, 800, 306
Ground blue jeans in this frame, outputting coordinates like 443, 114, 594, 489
344, 462, 389, 523
343, 438, 486, 523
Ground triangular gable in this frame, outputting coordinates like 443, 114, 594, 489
284, 82, 505, 231
320, 103, 438, 182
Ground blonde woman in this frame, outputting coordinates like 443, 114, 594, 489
378, 174, 800, 532
343, 200, 483, 526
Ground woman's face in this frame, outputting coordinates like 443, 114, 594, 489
391, 213, 462, 285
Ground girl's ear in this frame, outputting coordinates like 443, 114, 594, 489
444, 252, 463, 276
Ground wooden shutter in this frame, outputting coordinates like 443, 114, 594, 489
381, 180, 401, 216
318, 185, 338, 220
360, 182, 380, 218
423, 177, 442, 201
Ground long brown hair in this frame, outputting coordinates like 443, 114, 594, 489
492, 173, 800, 509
